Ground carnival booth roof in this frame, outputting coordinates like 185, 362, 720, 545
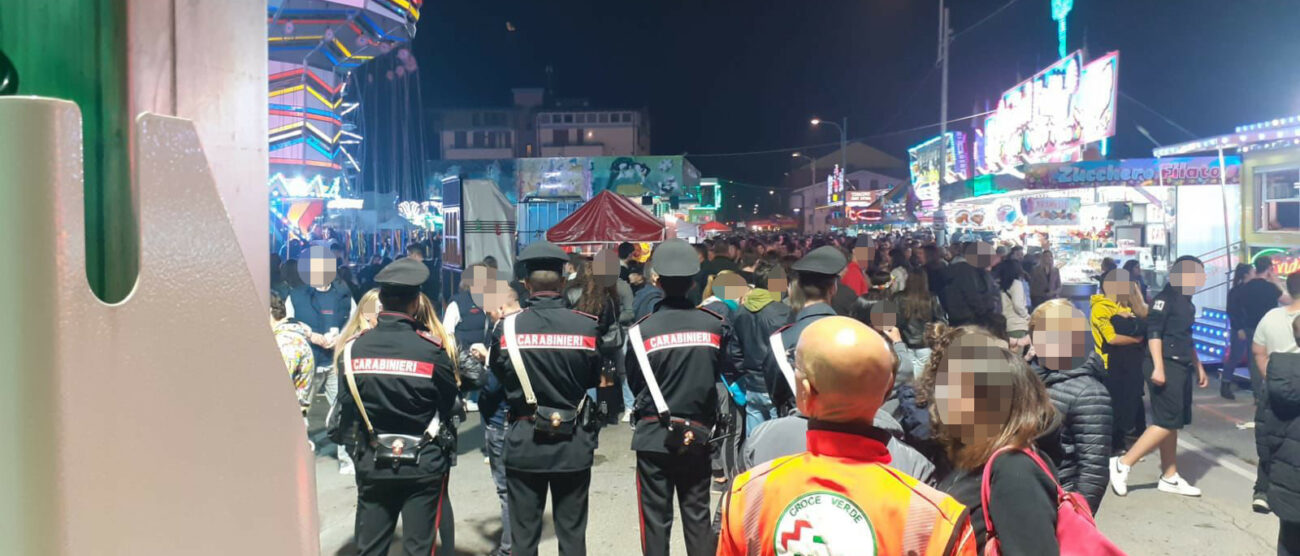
546, 191, 666, 244
701, 221, 731, 233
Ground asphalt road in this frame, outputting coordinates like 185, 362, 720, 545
311, 381, 1279, 555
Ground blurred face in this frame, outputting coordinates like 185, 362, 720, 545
1101, 269, 1133, 300
1032, 304, 1089, 370
593, 249, 619, 288
869, 300, 899, 330
712, 273, 750, 301
360, 297, 381, 328
934, 345, 1014, 446
469, 265, 497, 307
1169, 260, 1206, 295
767, 277, 788, 299
970, 242, 995, 268
298, 245, 337, 289
852, 247, 873, 267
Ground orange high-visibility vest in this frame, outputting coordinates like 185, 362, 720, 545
718, 429, 976, 556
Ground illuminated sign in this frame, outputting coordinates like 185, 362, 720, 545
398, 201, 445, 230
270, 173, 341, 199
846, 191, 880, 206
983, 50, 1119, 173
827, 165, 844, 203
1025, 156, 1241, 188
1252, 248, 1300, 277
698, 178, 722, 209
909, 132, 968, 210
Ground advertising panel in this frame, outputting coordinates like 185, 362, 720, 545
909, 132, 968, 211
516, 157, 589, 199
1022, 197, 1081, 226
983, 51, 1119, 173
1024, 156, 1240, 189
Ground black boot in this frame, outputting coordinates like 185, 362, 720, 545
1220, 370, 1236, 400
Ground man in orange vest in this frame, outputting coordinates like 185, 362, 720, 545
717, 316, 976, 556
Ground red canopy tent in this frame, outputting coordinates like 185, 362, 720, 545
701, 221, 730, 233
546, 191, 666, 244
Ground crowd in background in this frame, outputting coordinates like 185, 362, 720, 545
266, 226, 1300, 555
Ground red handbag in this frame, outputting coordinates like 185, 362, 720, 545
980, 447, 1127, 556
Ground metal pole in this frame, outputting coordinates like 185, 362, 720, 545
810, 160, 817, 187
1218, 147, 1234, 281
936, 1, 951, 244
840, 116, 848, 178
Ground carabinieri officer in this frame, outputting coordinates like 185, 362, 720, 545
337, 257, 459, 556
626, 239, 738, 556
765, 245, 847, 414
489, 241, 608, 556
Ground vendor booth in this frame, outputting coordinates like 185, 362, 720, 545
546, 191, 667, 249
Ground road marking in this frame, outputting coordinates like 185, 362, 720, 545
1177, 435, 1257, 482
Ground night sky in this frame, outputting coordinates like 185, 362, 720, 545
411, 0, 1300, 196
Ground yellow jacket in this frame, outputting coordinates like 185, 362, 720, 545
1089, 294, 1126, 367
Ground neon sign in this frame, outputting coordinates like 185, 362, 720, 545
983, 51, 1118, 174
826, 165, 844, 203
1253, 248, 1300, 277
909, 132, 968, 211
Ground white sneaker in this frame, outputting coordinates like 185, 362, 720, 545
621, 409, 632, 423
1109, 457, 1130, 496
338, 458, 356, 476
464, 400, 479, 412
1158, 474, 1201, 497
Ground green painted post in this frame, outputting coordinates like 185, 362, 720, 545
0, 0, 136, 302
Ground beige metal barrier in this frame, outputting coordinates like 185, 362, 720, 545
0, 97, 318, 555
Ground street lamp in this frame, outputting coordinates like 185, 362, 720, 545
791, 152, 817, 185
810, 117, 848, 178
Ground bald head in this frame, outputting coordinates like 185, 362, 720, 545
795, 316, 895, 424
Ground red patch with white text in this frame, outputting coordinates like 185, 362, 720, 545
644, 332, 721, 354
501, 334, 597, 350
351, 358, 436, 378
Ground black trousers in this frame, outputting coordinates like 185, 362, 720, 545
507, 468, 592, 556
1281, 520, 1300, 556
354, 474, 447, 556
636, 451, 716, 556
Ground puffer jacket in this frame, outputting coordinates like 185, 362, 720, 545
1033, 351, 1113, 513
1267, 352, 1300, 521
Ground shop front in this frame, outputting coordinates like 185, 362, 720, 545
939, 156, 1241, 307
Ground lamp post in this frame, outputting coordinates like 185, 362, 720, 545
791, 152, 817, 186
810, 117, 848, 177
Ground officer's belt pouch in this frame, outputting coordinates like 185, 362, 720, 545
533, 398, 586, 439
371, 433, 425, 467
664, 417, 712, 456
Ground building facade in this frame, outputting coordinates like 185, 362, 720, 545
434, 88, 648, 160
789, 168, 905, 233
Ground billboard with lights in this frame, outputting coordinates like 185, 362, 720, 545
982, 50, 1119, 174
909, 131, 967, 211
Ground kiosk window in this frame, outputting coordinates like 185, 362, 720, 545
1258, 167, 1300, 231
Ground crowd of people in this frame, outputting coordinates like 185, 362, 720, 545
266, 227, 1300, 556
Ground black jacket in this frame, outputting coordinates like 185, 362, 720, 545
940, 449, 1060, 556
488, 293, 607, 473
625, 298, 737, 453
940, 259, 1000, 327
728, 299, 793, 393
1267, 352, 1300, 521
893, 292, 946, 349
764, 302, 837, 412
337, 312, 458, 479
1033, 352, 1113, 513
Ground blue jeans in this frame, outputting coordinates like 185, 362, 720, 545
484, 424, 511, 555
744, 390, 776, 436
620, 373, 636, 412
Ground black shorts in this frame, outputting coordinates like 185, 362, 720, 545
1144, 357, 1194, 430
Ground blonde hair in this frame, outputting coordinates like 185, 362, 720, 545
414, 293, 460, 386
333, 289, 382, 370
1029, 298, 1083, 333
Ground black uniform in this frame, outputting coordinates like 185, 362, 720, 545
339, 309, 458, 556
1144, 285, 1199, 429
762, 246, 847, 415
489, 281, 606, 556
626, 298, 735, 556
